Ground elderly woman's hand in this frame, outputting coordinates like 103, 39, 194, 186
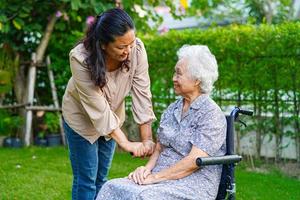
128, 166, 151, 185
140, 174, 158, 185
142, 140, 156, 156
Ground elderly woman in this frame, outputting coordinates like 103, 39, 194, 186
96, 45, 227, 200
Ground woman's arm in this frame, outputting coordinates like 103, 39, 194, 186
110, 128, 145, 157
130, 39, 156, 155
139, 123, 155, 156
144, 142, 162, 170
142, 145, 208, 185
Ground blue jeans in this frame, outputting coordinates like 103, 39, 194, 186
63, 120, 116, 200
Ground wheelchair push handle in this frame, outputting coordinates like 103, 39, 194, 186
230, 107, 253, 121
238, 109, 253, 116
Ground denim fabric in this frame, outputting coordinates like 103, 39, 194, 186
63, 120, 116, 200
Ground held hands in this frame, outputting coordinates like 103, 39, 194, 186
122, 140, 155, 157
129, 142, 146, 157
120, 141, 149, 157
111, 128, 154, 157
119, 141, 145, 157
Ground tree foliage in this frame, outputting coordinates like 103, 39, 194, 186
0, 0, 177, 57
187, 0, 297, 24
0, 0, 178, 105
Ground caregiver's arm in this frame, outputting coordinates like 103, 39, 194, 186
139, 122, 156, 156
110, 128, 145, 157
141, 145, 208, 185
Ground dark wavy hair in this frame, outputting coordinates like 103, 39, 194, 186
82, 8, 135, 88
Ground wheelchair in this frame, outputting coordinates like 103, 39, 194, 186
196, 107, 253, 200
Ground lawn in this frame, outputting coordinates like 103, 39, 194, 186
0, 147, 299, 200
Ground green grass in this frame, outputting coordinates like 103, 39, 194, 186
237, 168, 300, 200
0, 147, 299, 200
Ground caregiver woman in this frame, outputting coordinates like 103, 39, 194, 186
62, 8, 156, 200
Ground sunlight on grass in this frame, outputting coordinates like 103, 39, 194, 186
0, 147, 299, 200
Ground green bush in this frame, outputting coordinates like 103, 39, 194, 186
0, 70, 11, 95
47, 22, 300, 143
0, 110, 23, 137
44, 112, 60, 134
141, 22, 300, 134
0, 47, 18, 97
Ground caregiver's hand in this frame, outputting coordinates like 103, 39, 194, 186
126, 141, 146, 157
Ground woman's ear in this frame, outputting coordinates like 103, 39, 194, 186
99, 43, 106, 50
195, 80, 200, 86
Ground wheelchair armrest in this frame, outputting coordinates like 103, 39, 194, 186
196, 155, 242, 167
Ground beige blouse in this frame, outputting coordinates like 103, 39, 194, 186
62, 38, 156, 144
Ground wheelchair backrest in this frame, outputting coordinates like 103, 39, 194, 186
216, 116, 235, 200
216, 108, 252, 200
225, 115, 235, 155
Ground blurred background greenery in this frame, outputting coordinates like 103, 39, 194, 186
0, 0, 299, 183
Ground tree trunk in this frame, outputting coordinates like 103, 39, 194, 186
0, 94, 4, 104
297, 135, 300, 167
255, 88, 262, 160
289, 0, 296, 19
292, 72, 300, 166
22, 14, 57, 145
297, 8, 300, 19
297, 91, 300, 166
14, 64, 27, 104
263, 0, 273, 24
253, 0, 273, 23
36, 14, 57, 62
15, 64, 27, 139
236, 89, 242, 155
273, 64, 281, 163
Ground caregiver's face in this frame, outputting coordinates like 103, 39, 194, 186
104, 29, 136, 62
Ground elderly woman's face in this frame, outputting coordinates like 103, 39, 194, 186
173, 59, 199, 96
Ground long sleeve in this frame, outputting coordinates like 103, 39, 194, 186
69, 50, 120, 136
130, 39, 156, 124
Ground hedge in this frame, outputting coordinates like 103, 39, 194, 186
46, 22, 300, 161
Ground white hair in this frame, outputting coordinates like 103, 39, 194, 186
177, 45, 219, 94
